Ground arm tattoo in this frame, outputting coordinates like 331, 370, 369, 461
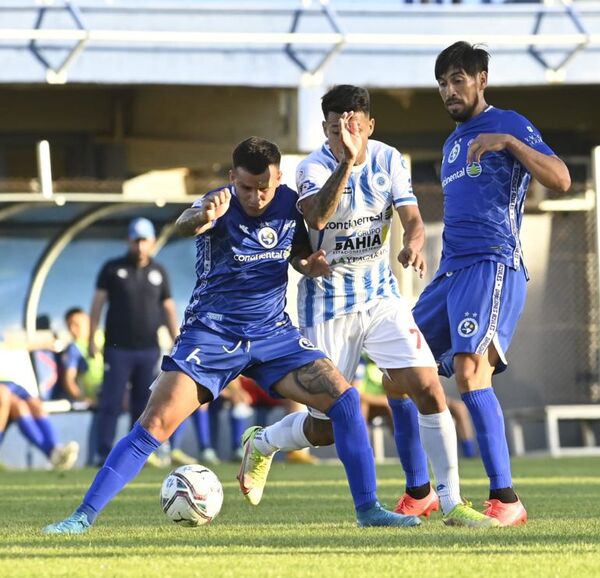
305, 161, 352, 227
292, 359, 343, 399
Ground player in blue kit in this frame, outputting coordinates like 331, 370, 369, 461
43, 137, 421, 534
397, 41, 571, 526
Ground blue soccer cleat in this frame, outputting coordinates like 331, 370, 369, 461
357, 501, 422, 528
42, 511, 91, 535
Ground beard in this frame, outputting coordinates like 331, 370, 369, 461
446, 94, 480, 123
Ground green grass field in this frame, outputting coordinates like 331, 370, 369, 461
1, 457, 600, 578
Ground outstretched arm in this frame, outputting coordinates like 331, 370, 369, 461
467, 134, 571, 193
174, 188, 232, 237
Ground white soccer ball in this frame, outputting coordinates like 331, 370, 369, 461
160, 464, 224, 527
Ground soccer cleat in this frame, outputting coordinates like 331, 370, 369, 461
200, 447, 221, 465
42, 511, 91, 535
395, 488, 440, 518
443, 501, 500, 528
483, 498, 528, 527
286, 449, 319, 465
357, 501, 421, 528
170, 448, 197, 467
50, 441, 80, 471
237, 426, 275, 506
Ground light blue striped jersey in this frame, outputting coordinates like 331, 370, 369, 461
296, 139, 417, 327
438, 106, 554, 277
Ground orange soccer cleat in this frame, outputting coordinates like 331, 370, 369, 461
395, 488, 440, 518
483, 498, 528, 527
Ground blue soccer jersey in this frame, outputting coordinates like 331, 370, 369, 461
438, 106, 555, 276
181, 184, 304, 340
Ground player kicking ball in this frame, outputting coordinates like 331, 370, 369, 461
43, 137, 422, 534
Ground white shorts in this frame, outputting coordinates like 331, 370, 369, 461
302, 296, 436, 419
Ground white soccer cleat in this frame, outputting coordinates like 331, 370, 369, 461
50, 441, 80, 471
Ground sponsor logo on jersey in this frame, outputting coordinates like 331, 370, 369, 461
370, 171, 391, 193
298, 337, 317, 350
258, 226, 278, 249
524, 133, 543, 147
233, 248, 290, 262
466, 162, 482, 178
343, 186, 352, 194
325, 212, 383, 230
441, 167, 465, 188
457, 317, 479, 337
148, 270, 163, 286
335, 231, 382, 252
448, 141, 461, 163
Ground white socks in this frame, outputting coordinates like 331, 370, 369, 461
253, 411, 312, 456
418, 408, 462, 515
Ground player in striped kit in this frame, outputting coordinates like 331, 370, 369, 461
238, 85, 497, 528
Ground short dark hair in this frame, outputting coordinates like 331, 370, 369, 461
435, 41, 490, 80
321, 85, 370, 119
232, 137, 281, 174
64, 307, 84, 322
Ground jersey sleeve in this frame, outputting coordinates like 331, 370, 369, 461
390, 148, 418, 208
508, 112, 555, 156
296, 160, 331, 210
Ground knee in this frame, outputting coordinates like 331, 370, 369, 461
138, 412, 171, 443
305, 416, 334, 446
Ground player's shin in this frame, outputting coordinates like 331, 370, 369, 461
326, 388, 378, 510
388, 397, 430, 494
77, 422, 161, 524
418, 409, 462, 515
461, 388, 514, 497
253, 411, 311, 455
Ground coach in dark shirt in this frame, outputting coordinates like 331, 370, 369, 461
89, 217, 179, 464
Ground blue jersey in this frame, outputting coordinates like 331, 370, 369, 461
438, 106, 554, 276
182, 185, 304, 340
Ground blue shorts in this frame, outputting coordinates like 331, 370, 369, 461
161, 325, 326, 400
413, 260, 527, 376
0, 381, 31, 400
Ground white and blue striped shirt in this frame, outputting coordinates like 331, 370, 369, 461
296, 140, 417, 327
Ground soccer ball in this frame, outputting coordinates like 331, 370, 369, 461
160, 464, 224, 527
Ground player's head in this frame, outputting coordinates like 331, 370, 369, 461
435, 41, 489, 123
127, 217, 155, 264
64, 307, 89, 340
321, 85, 375, 163
230, 137, 282, 217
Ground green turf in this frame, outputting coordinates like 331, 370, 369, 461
1, 457, 600, 577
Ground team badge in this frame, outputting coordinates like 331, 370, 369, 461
299, 337, 317, 350
466, 162, 482, 178
148, 270, 163, 286
117, 268, 128, 279
257, 226, 278, 249
457, 317, 479, 337
448, 142, 460, 164
370, 171, 391, 193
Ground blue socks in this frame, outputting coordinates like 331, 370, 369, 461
326, 388, 378, 510
17, 416, 50, 456
388, 397, 430, 489
35, 416, 58, 456
78, 422, 161, 523
461, 439, 477, 458
192, 409, 212, 450
462, 388, 512, 489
